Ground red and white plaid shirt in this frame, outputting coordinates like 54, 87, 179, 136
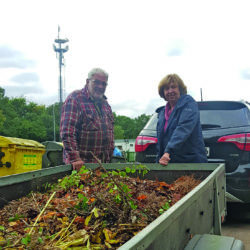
60, 85, 114, 164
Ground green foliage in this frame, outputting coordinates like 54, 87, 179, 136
0, 87, 151, 142
129, 200, 137, 210
105, 166, 146, 211
8, 214, 24, 222
0, 87, 5, 98
76, 194, 89, 211
21, 234, 31, 246
127, 164, 149, 177
0, 110, 5, 131
113, 113, 151, 139
115, 194, 122, 204
37, 237, 43, 244
159, 200, 171, 215
57, 170, 81, 190
114, 125, 124, 139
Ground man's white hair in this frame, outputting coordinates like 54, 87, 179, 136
88, 68, 109, 80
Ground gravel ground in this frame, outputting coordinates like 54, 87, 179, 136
222, 203, 250, 250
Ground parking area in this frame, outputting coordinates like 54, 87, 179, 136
222, 203, 250, 249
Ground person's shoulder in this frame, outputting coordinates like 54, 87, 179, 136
65, 88, 85, 101
66, 89, 80, 97
179, 94, 197, 105
180, 95, 199, 114
180, 94, 195, 101
155, 105, 165, 114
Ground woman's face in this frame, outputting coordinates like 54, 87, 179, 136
164, 82, 180, 106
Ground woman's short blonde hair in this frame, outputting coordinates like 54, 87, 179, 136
158, 73, 187, 100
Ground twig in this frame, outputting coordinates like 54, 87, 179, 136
29, 191, 56, 235
95, 193, 122, 217
90, 152, 132, 220
32, 192, 41, 213
56, 214, 77, 244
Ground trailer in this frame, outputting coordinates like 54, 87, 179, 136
0, 163, 244, 249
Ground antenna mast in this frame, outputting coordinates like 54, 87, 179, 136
53, 26, 69, 138
53, 26, 69, 105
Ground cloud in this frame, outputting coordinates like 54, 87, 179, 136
10, 72, 40, 84
167, 39, 186, 57
144, 98, 165, 114
111, 98, 165, 118
0, 45, 36, 69
111, 100, 139, 117
3, 85, 44, 97
240, 68, 250, 80
167, 47, 183, 57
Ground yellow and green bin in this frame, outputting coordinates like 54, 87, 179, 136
0, 136, 45, 177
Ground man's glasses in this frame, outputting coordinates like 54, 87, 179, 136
91, 79, 108, 87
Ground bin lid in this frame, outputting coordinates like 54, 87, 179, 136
0, 136, 45, 148
41, 141, 63, 150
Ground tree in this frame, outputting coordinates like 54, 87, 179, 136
0, 87, 151, 141
113, 113, 151, 139
134, 114, 151, 136
114, 125, 124, 139
114, 115, 136, 138
0, 110, 5, 132
0, 87, 5, 98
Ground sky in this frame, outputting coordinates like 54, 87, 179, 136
1, 0, 250, 118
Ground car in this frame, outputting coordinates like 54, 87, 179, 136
135, 100, 250, 203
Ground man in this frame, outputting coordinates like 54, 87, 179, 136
60, 68, 114, 170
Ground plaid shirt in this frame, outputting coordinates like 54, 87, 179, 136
60, 85, 114, 164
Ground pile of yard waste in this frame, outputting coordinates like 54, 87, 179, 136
0, 165, 201, 249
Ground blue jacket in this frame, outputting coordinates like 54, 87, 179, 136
156, 94, 207, 163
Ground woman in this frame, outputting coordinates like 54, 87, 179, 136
156, 73, 207, 166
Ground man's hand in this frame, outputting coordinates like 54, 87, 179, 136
159, 153, 170, 166
72, 160, 84, 171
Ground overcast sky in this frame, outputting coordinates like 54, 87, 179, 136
1, 0, 250, 117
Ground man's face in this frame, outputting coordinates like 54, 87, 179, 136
87, 73, 108, 100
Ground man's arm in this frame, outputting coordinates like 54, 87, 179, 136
60, 95, 83, 169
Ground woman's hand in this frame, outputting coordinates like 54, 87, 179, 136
159, 153, 171, 166
72, 160, 84, 171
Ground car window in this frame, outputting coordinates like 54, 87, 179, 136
200, 108, 249, 128
144, 113, 158, 130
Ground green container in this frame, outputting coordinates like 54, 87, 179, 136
126, 152, 135, 162
41, 141, 64, 168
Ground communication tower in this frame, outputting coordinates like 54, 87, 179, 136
53, 26, 69, 108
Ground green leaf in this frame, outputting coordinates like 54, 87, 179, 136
37, 237, 43, 244
21, 235, 31, 246
125, 167, 131, 173
120, 171, 126, 177
112, 171, 118, 176
78, 193, 84, 199
159, 209, 164, 215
